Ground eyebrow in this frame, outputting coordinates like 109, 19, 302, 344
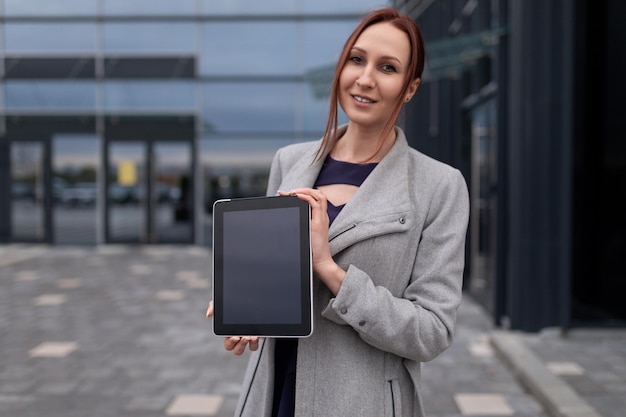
351, 46, 403, 65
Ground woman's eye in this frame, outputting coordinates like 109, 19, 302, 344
381, 64, 397, 73
349, 56, 363, 65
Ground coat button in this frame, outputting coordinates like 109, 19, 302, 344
358, 320, 366, 326
399, 217, 405, 224
340, 307, 347, 314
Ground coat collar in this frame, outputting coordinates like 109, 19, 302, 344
277, 126, 413, 254
328, 127, 412, 240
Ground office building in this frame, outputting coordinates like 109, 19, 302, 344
394, 0, 626, 330
0, 0, 387, 245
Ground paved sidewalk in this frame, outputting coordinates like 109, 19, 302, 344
492, 328, 626, 417
1, 244, 620, 417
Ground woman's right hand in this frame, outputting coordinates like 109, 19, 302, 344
206, 301, 261, 355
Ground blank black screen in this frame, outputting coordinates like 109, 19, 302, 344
222, 207, 301, 324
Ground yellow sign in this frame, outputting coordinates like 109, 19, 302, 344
118, 160, 137, 186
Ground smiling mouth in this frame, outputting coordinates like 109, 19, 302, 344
353, 95, 374, 104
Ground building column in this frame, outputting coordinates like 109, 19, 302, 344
505, 0, 574, 331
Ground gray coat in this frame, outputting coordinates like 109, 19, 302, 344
234, 127, 469, 417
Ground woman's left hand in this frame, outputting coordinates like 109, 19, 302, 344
279, 189, 346, 295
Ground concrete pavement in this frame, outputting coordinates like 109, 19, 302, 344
0, 244, 623, 416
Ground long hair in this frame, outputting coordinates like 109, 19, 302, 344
315, 7, 426, 162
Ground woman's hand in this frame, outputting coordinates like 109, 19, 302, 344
206, 301, 261, 355
278, 189, 346, 295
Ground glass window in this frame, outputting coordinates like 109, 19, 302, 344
4, 23, 96, 54
103, 23, 196, 54
103, 0, 196, 15
301, 83, 334, 133
201, 137, 296, 171
104, 81, 195, 112
5, 81, 96, 111
201, 0, 297, 15
202, 82, 297, 134
301, 0, 389, 14
301, 21, 359, 73
200, 22, 297, 76
200, 20, 359, 77
4, 0, 97, 16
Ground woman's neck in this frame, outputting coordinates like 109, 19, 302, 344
331, 124, 396, 163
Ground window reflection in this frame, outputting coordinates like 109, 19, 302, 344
104, 81, 194, 112
4, 0, 97, 16
104, 23, 196, 54
4, 23, 96, 54
301, 0, 389, 13
200, 21, 361, 77
5, 81, 96, 111
301, 21, 357, 71
200, 0, 387, 15
104, 0, 196, 15
201, 0, 297, 15
200, 22, 298, 76
202, 82, 297, 133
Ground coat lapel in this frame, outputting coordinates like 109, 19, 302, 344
328, 129, 413, 255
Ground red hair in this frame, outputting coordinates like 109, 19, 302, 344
315, 7, 426, 162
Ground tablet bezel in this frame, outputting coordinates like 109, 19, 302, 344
212, 195, 313, 338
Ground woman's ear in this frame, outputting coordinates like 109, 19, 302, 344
404, 77, 422, 102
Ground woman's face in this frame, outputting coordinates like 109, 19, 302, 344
338, 21, 415, 131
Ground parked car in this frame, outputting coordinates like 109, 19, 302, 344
61, 182, 97, 206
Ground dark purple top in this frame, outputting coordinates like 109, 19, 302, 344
271, 155, 378, 417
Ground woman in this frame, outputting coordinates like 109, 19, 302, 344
208, 7, 469, 417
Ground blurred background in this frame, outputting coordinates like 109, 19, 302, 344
0, 0, 625, 333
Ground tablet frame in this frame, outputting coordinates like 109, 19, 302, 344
212, 195, 313, 338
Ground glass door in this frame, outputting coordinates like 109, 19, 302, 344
107, 142, 147, 243
152, 142, 193, 243
52, 134, 100, 245
11, 142, 47, 242
106, 140, 193, 244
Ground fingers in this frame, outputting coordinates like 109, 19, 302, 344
279, 188, 326, 204
224, 336, 261, 355
249, 337, 260, 352
207, 302, 260, 355
279, 188, 328, 222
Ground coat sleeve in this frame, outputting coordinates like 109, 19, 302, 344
265, 148, 283, 197
321, 169, 469, 362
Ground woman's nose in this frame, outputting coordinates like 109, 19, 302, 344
356, 66, 375, 88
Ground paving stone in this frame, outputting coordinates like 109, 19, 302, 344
28, 342, 78, 358
7, 245, 618, 417
56, 278, 82, 289
454, 393, 514, 415
33, 294, 67, 306
547, 361, 586, 375
165, 394, 224, 416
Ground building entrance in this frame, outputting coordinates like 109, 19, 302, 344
105, 139, 193, 244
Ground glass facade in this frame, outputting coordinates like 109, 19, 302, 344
0, 0, 389, 245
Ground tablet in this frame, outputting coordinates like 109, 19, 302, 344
212, 195, 313, 337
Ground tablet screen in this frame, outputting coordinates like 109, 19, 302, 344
212, 196, 312, 337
